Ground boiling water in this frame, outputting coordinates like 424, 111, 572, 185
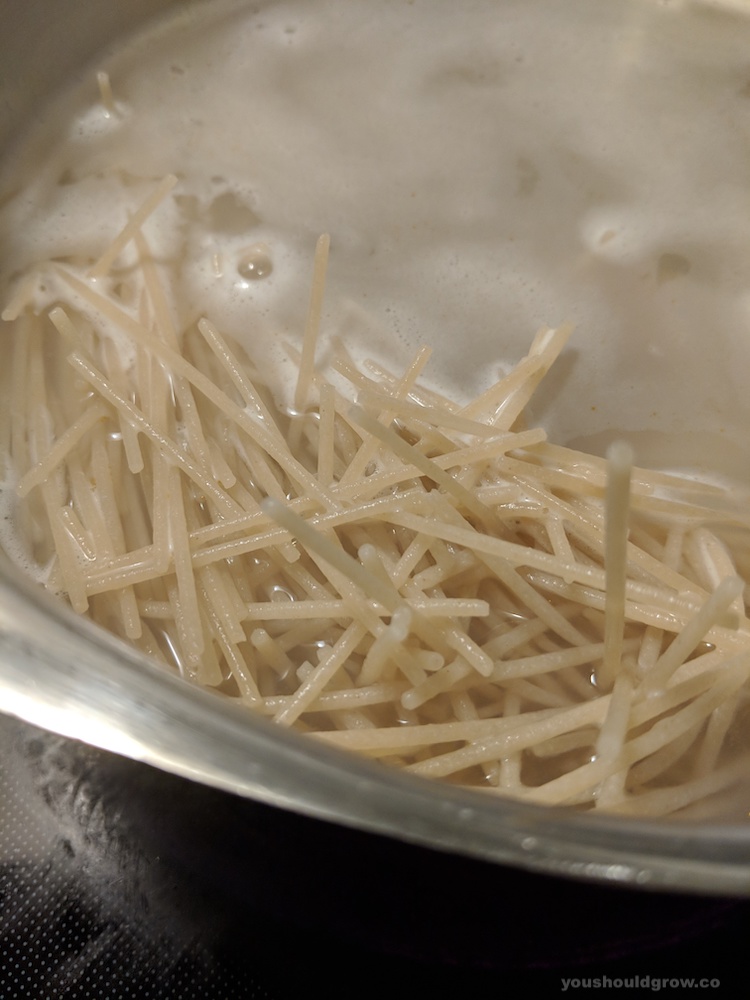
2, 0, 750, 478
3, 0, 750, 818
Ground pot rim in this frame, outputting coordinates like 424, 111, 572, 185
2, 555, 749, 898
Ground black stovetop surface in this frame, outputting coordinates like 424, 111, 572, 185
1, 711, 746, 998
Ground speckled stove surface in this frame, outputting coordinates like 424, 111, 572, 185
0, 711, 747, 998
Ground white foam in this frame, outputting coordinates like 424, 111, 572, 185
1, 0, 750, 467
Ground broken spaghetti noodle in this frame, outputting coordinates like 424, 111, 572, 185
3, 177, 750, 818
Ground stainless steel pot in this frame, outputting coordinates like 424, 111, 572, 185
1, 0, 750, 899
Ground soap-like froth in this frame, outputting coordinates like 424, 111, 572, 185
2, 0, 750, 478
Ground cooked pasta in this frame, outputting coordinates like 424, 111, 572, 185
3, 176, 750, 818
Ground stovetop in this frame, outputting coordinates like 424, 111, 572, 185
0, 711, 745, 998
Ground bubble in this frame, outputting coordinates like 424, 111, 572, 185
237, 243, 273, 280
208, 191, 259, 234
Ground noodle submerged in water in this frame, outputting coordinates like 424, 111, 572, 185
4, 0, 750, 819
2, 171, 750, 819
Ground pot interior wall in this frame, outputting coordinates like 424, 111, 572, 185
0, 0, 177, 150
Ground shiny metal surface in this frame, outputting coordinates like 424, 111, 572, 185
2, 553, 750, 897
1, 0, 750, 897
0, 0, 176, 148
